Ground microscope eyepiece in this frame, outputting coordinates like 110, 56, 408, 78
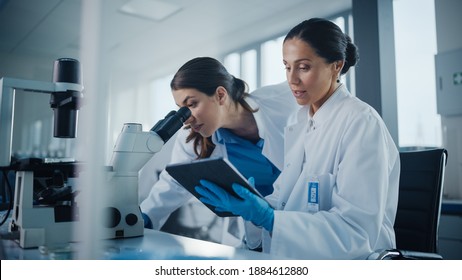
50, 58, 83, 138
150, 107, 191, 143
53, 58, 82, 85
177, 106, 192, 122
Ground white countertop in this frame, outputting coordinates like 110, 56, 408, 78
1, 228, 282, 260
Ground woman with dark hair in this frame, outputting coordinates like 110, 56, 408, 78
140, 57, 298, 246
196, 18, 400, 259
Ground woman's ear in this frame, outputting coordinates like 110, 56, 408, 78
215, 86, 228, 105
334, 60, 345, 73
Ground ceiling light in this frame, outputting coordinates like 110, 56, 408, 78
119, 0, 182, 21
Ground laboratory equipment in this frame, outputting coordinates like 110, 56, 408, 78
1, 58, 84, 248
0, 58, 83, 167
2, 57, 190, 247
435, 48, 462, 199
8, 158, 81, 248
102, 107, 191, 239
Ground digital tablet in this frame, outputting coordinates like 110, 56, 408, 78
165, 157, 264, 217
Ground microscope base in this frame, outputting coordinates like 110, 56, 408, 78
101, 173, 144, 239
9, 171, 77, 249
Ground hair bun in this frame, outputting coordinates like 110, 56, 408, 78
342, 36, 359, 74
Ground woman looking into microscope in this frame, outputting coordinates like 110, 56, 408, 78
140, 57, 298, 246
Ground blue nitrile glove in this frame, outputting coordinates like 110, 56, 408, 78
195, 178, 274, 232
142, 212, 153, 229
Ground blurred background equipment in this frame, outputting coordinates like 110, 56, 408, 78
1, 58, 83, 248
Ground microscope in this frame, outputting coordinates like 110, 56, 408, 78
1, 58, 84, 248
102, 107, 190, 239
1, 58, 191, 248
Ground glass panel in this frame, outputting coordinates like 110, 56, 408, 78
332, 16, 345, 32
241, 49, 257, 92
224, 52, 241, 78
347, 14, 356, 96
393, 0, 441, 147
261, 36, 285, 86
149, 74, 176, 123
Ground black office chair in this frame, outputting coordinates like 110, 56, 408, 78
377, 148, 448, 260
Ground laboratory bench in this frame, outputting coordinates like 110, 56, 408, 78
2, 201, 461, 260
0, 226, 280, 260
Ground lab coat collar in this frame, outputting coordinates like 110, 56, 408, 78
295, 83, 349, 129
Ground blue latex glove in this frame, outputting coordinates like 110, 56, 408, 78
142, 212, 153, 229
195, 178, 274, 232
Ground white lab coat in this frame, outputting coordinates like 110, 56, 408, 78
245, 84, 400, 259
140, 82, 299, 246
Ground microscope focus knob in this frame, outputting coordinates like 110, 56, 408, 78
125, 213, 138, 226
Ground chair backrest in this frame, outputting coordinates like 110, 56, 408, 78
394, 148, 448, 253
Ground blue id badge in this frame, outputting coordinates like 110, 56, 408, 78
307, 180, 319, 213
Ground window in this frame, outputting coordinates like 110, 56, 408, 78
149, 74, 176, 122
261, 36, 285, 86
224, 49, 258, 91
224, 52, 241, 78
393, 0, 441, 147
241, 49, 257, 92
223, 12, 354, 93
